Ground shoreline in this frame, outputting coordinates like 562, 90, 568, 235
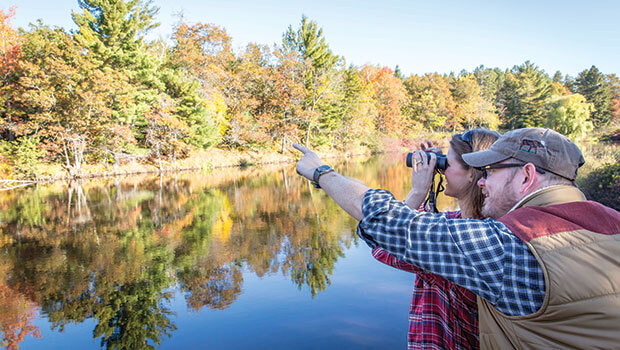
0, 147, 380, 186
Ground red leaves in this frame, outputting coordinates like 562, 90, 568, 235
0, 6, 21, 76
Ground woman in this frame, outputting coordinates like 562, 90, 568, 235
373, 128, 500, 349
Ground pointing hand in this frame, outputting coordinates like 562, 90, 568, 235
292, 143, 324, 180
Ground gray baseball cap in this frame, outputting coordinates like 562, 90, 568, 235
462, 128, 585, 180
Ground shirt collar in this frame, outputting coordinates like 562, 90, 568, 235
508, 185, 586, 213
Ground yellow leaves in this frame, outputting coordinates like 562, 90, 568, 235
0, 230, 13, 247
205, 93, 229, 136
212, 199, 233, 243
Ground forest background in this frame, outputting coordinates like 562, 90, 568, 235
0, 0, 618, 207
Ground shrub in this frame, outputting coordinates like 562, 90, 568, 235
578, 162, 620, 210
0, 138, 45, 179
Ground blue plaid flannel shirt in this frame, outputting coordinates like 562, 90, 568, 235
357, 189, 545, 316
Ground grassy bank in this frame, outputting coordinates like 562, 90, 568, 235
0, 144, 376, 183
1, 131, 452, 183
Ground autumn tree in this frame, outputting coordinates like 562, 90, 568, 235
170, 19, 234, 97
403, 73, 456, 131
452, 74, 499, 129
607, 73, 620, 128
0, 7, 21, 139
145, 99, 191, 171
360, 65, 408, 134
170, 20, 236, 147
4, 23, 132, 176
73, 0, 199, 152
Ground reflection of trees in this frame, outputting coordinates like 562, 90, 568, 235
0, 261, 41, 350
289, 231, 343, 297
178, 262, 243, 311
0, 155, 459, 347
0, 283, 41, 350
66, 181, 92, 225
91, 247, 176, 350
0, 179, 184, 349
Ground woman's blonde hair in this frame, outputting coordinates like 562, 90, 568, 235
449, 128, 501, 219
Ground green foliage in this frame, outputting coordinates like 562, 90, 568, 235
282, 15, 338, 71
72, 0, 159, 64
282, 15, 343, 145
497, 61, 551, 129
545, 94, 593, 141
472, 65, 505, 104
1, 6, 619, 178
160, 69, 221, 149
452, 74, 499, 129
575, 66, 613, 128
0, 137, 44, 179
578, 162, 620, 210
403, 74, 454, 131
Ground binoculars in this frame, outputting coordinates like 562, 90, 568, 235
406, 151, 448, 171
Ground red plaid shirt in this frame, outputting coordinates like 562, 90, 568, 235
371, 210, 479, 350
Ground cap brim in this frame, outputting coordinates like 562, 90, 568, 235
462, 149, 510, 168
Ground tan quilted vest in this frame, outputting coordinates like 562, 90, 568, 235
478, 186, 620, 349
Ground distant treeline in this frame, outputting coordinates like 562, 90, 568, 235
0, 1, 618, 178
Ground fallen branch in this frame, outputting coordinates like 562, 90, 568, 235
0, 179, 37, 191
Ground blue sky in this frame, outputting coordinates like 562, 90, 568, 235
6, 0, 620, 77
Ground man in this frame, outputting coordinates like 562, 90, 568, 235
293, 128, 620, 349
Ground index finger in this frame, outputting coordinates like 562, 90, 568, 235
292, 143, 309, 154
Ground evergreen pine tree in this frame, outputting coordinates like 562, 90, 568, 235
497, 61, 550, 128
72, 0, 162, 130
394, 65, 404, 81
575, 65, 613, 127
282, 15, 342, 146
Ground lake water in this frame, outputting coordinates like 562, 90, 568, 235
0, 154, 456, 349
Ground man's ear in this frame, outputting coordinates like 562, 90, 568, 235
520, 163, 538, 193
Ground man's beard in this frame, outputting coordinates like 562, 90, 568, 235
481, 189, 520, 219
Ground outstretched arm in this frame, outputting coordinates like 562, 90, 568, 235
293, 143, 369, 221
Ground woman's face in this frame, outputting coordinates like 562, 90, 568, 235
443, 148, 474, 199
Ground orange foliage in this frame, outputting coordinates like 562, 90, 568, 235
361, 65, 408, 134
0, 6, 20, 75
0, 282, 42, 349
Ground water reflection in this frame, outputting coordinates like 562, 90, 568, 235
0, 154, 456, 349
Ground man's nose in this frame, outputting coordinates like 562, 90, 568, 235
477, 177, 486, 188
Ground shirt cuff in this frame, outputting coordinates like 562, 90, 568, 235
356, 189, 397, 249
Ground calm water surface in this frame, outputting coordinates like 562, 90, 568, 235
0, 154, 456, 349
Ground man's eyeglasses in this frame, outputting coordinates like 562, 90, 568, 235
479, 163, 546, 179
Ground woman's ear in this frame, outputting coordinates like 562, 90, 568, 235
467, 168, 475, 183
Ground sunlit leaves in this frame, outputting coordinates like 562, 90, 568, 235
545, 94, 594, 141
